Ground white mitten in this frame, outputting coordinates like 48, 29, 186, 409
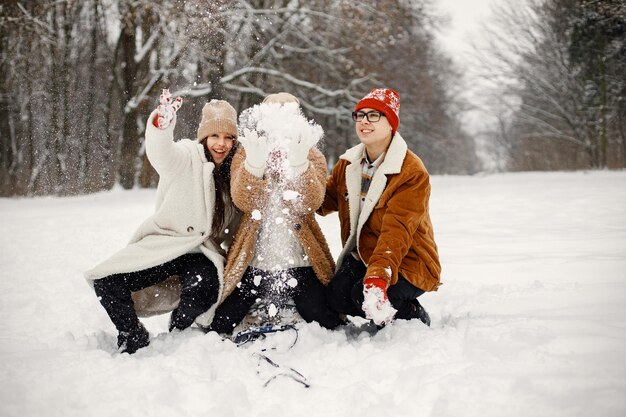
288, 125, 321, 173
239, 128, 269, 177
153, 89, 183, 130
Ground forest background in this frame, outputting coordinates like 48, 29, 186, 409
1, 0, 624, 196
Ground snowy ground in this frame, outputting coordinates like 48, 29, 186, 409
1, 171, 625, 417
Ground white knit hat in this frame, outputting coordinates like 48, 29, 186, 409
196, 100, 238, 141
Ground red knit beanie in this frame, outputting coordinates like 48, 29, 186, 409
354, 88, 400, 135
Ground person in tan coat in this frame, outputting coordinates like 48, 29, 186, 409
319, 88, 441, 326
209, 93, 340, 334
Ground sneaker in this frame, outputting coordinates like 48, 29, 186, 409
118, 323, 149, 354
411, 299, 431, 327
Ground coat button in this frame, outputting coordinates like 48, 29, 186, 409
187, 226, 194, 232
294, 223, 301, 231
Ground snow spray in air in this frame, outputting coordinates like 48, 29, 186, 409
238, 101, 323, 320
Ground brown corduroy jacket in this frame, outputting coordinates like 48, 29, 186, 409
319, 133, 441, 292
221, 147, 335, 301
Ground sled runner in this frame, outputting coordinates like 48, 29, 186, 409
231, 299, 310, 388
230, 299, 302, 346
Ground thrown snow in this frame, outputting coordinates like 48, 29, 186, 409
251, 209, 262, 220
1, 171, 625, 417
239, 102, 323, 152
239, 101, 321, 276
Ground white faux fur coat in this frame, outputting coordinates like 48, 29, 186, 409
84, 116, 236, 326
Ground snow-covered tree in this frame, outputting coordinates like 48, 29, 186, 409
476, 0, 625, 171
1, 0, 477, 196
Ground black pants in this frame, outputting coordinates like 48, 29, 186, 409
210, 266, 341, 334
93, 253, 220, 332
326, 255, 424, 320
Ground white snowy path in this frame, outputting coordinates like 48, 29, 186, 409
1, 171, 625, 417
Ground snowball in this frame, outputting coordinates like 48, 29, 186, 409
362, 287, 397, 326
253, 275, 262, 286
283, 190, 300, 201
287, 278, 298, 288
251, 209, 262, 220
268, 303, 278, 317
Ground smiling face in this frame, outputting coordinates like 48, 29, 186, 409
204, 132, 236, 165
355, 107, 393, 159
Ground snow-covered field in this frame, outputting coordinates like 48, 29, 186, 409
1, 171, 625, 417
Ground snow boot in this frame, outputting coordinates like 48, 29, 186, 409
169, 308, 194, 332
117, 322, 149, 354
411, 299, 431, 327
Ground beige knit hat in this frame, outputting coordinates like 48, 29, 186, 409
196, 100, 238, 141
262, 92, 300, 106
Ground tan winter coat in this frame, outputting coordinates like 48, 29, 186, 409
319, 133, 441, 292
222, 147, 335, 301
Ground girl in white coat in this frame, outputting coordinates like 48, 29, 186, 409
85, 99, 239, 353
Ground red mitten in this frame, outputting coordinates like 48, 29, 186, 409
363, 277, 389, 301
362, 276, 396, 325
153, 89, 183, 129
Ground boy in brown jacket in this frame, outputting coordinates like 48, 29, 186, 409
319, 88, 441, 326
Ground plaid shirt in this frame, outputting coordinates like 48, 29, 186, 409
360, 150, 386, 210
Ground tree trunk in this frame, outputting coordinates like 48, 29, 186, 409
117, 5, 139, 190
49, 4, 62, 194
60, 0, 75, 194
597, 62, 608, 169
0, 5, 12, 195
81, 0, 100, 192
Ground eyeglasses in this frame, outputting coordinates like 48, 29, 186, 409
352, 111, 385, 123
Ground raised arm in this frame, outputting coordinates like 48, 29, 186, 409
144, 110, 188, 177
229, 147, 272, 213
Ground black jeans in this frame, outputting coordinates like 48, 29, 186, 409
93, 253, 220, 332
326, 255, 424, 320
210, 266, 341, 334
